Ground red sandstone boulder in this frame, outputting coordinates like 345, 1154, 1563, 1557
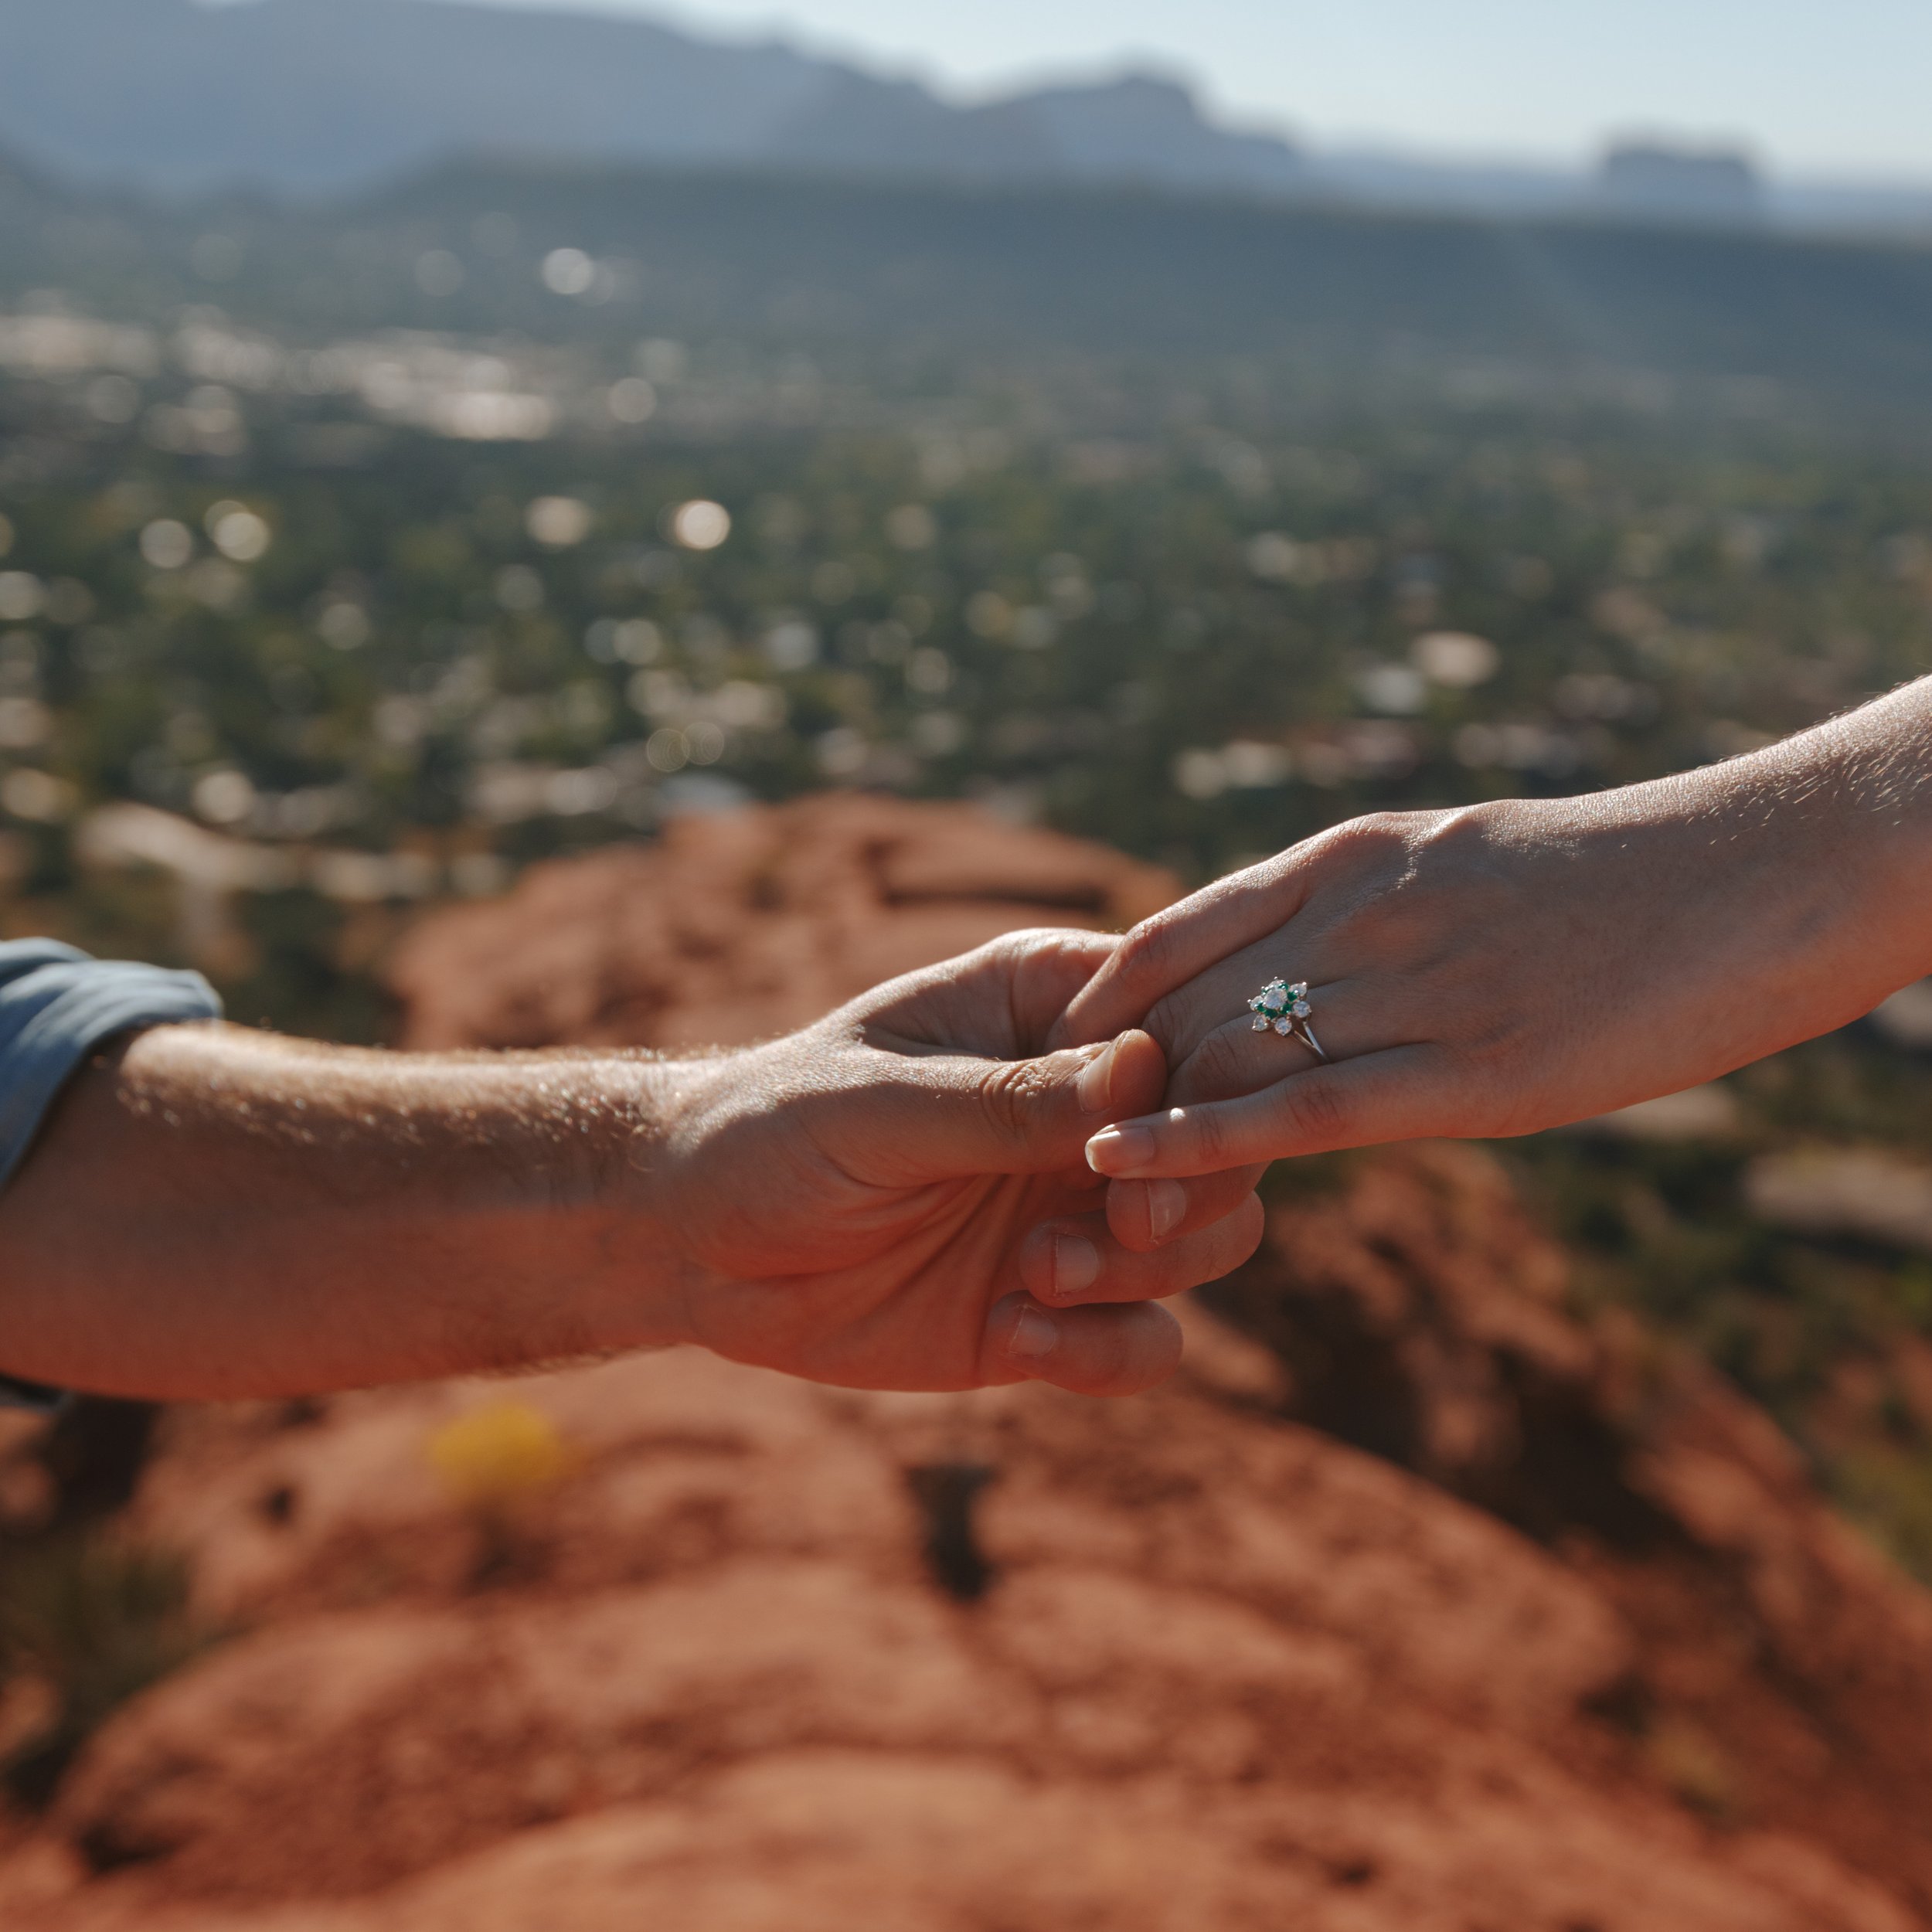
386, 793, 1179, 1053
9, 1335, 1919, 1932
1216, 1144, 1932, 1910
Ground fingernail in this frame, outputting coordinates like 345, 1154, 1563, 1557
1075, 1039, 1115, 1113
1051, 1232, 1100, 1300
1146, 1179, 1187, 1241
1086, 1123, 1156, 1175
1007, 1305, 1059, 1363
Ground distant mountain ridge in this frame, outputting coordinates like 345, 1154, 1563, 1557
0, 0, 1926, 235
0, 0, 1306, 198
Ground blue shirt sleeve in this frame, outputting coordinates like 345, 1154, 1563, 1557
0, 939, 223, 1410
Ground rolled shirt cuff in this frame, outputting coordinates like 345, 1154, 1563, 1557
0, 940, 223, 1409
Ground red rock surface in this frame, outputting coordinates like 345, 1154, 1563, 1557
386, 791, 1179, 1053
3, 797, 1931, 1930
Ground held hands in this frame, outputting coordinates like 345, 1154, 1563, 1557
658, 682, 1932, 1399
32, 726, 1913, 1410
680, 779, 1846, 1403
651, 930, 1264, 1398
11, 694, 1920, 1406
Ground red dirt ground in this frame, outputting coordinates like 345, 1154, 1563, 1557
4, 795, 1930, 1930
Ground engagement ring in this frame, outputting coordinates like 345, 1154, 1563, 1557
1247, 978, 1328, 1060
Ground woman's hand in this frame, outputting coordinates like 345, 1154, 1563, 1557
1057, 687, 1932, 1182
651, 929, 1264, 1396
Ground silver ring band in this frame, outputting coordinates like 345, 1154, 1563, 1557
1294, 1019, 1328, 1063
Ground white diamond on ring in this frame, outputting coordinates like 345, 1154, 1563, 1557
1246, 978, 1328, 1060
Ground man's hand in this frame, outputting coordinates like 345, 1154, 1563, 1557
647, 930, 1264, 1396
0, 929, 1262, 1403
1056, 680, 1932, 1185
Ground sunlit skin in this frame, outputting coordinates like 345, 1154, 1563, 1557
1063, 678, 1932, 1194
660, 933, 1260, 1391
0, 931, 1260, 1404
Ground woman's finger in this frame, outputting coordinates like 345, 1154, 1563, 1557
1083, 1044, 1449, 1178
984, 1294, 1185, 1397
1155, 974, 1382, 1101
1049, 852, 1317, 1049
1017, 1190, 1264, 1304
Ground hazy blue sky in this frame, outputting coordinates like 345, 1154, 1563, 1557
489, 0, 1932, 177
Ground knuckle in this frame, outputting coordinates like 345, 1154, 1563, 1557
977, 1056, 1053, 1143
949, 930, 1033, 986
1142, 984, 1196, 1055
1185, 1104, 1235, 1169
960, 932, 1020, 975
1313, 809, 1417, 866
1173, 1026, 1246, 1104
1159, 1028, 1236, 1105
1112, 913, 1185, 993
1283, 1073, 1352, 1146
1310, 810, 1455, 909
980, 927, 1055, 968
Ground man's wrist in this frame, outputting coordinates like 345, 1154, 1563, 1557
523, 1050, 724, 1360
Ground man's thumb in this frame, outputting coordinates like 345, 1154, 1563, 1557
931, 1028, 1167, 1178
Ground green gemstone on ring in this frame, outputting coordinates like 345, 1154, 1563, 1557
1251, 978, 1313, 1029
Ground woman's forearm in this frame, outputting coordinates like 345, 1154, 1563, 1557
1069, 676, 1932, 1178
0, 1024, 701, 1400
1753, 677, 1932, 985
1608, 675, 1932, 1018
1461, 676, 1932, 1061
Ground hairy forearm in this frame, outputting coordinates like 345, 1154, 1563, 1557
0, 1024, 705, 1401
